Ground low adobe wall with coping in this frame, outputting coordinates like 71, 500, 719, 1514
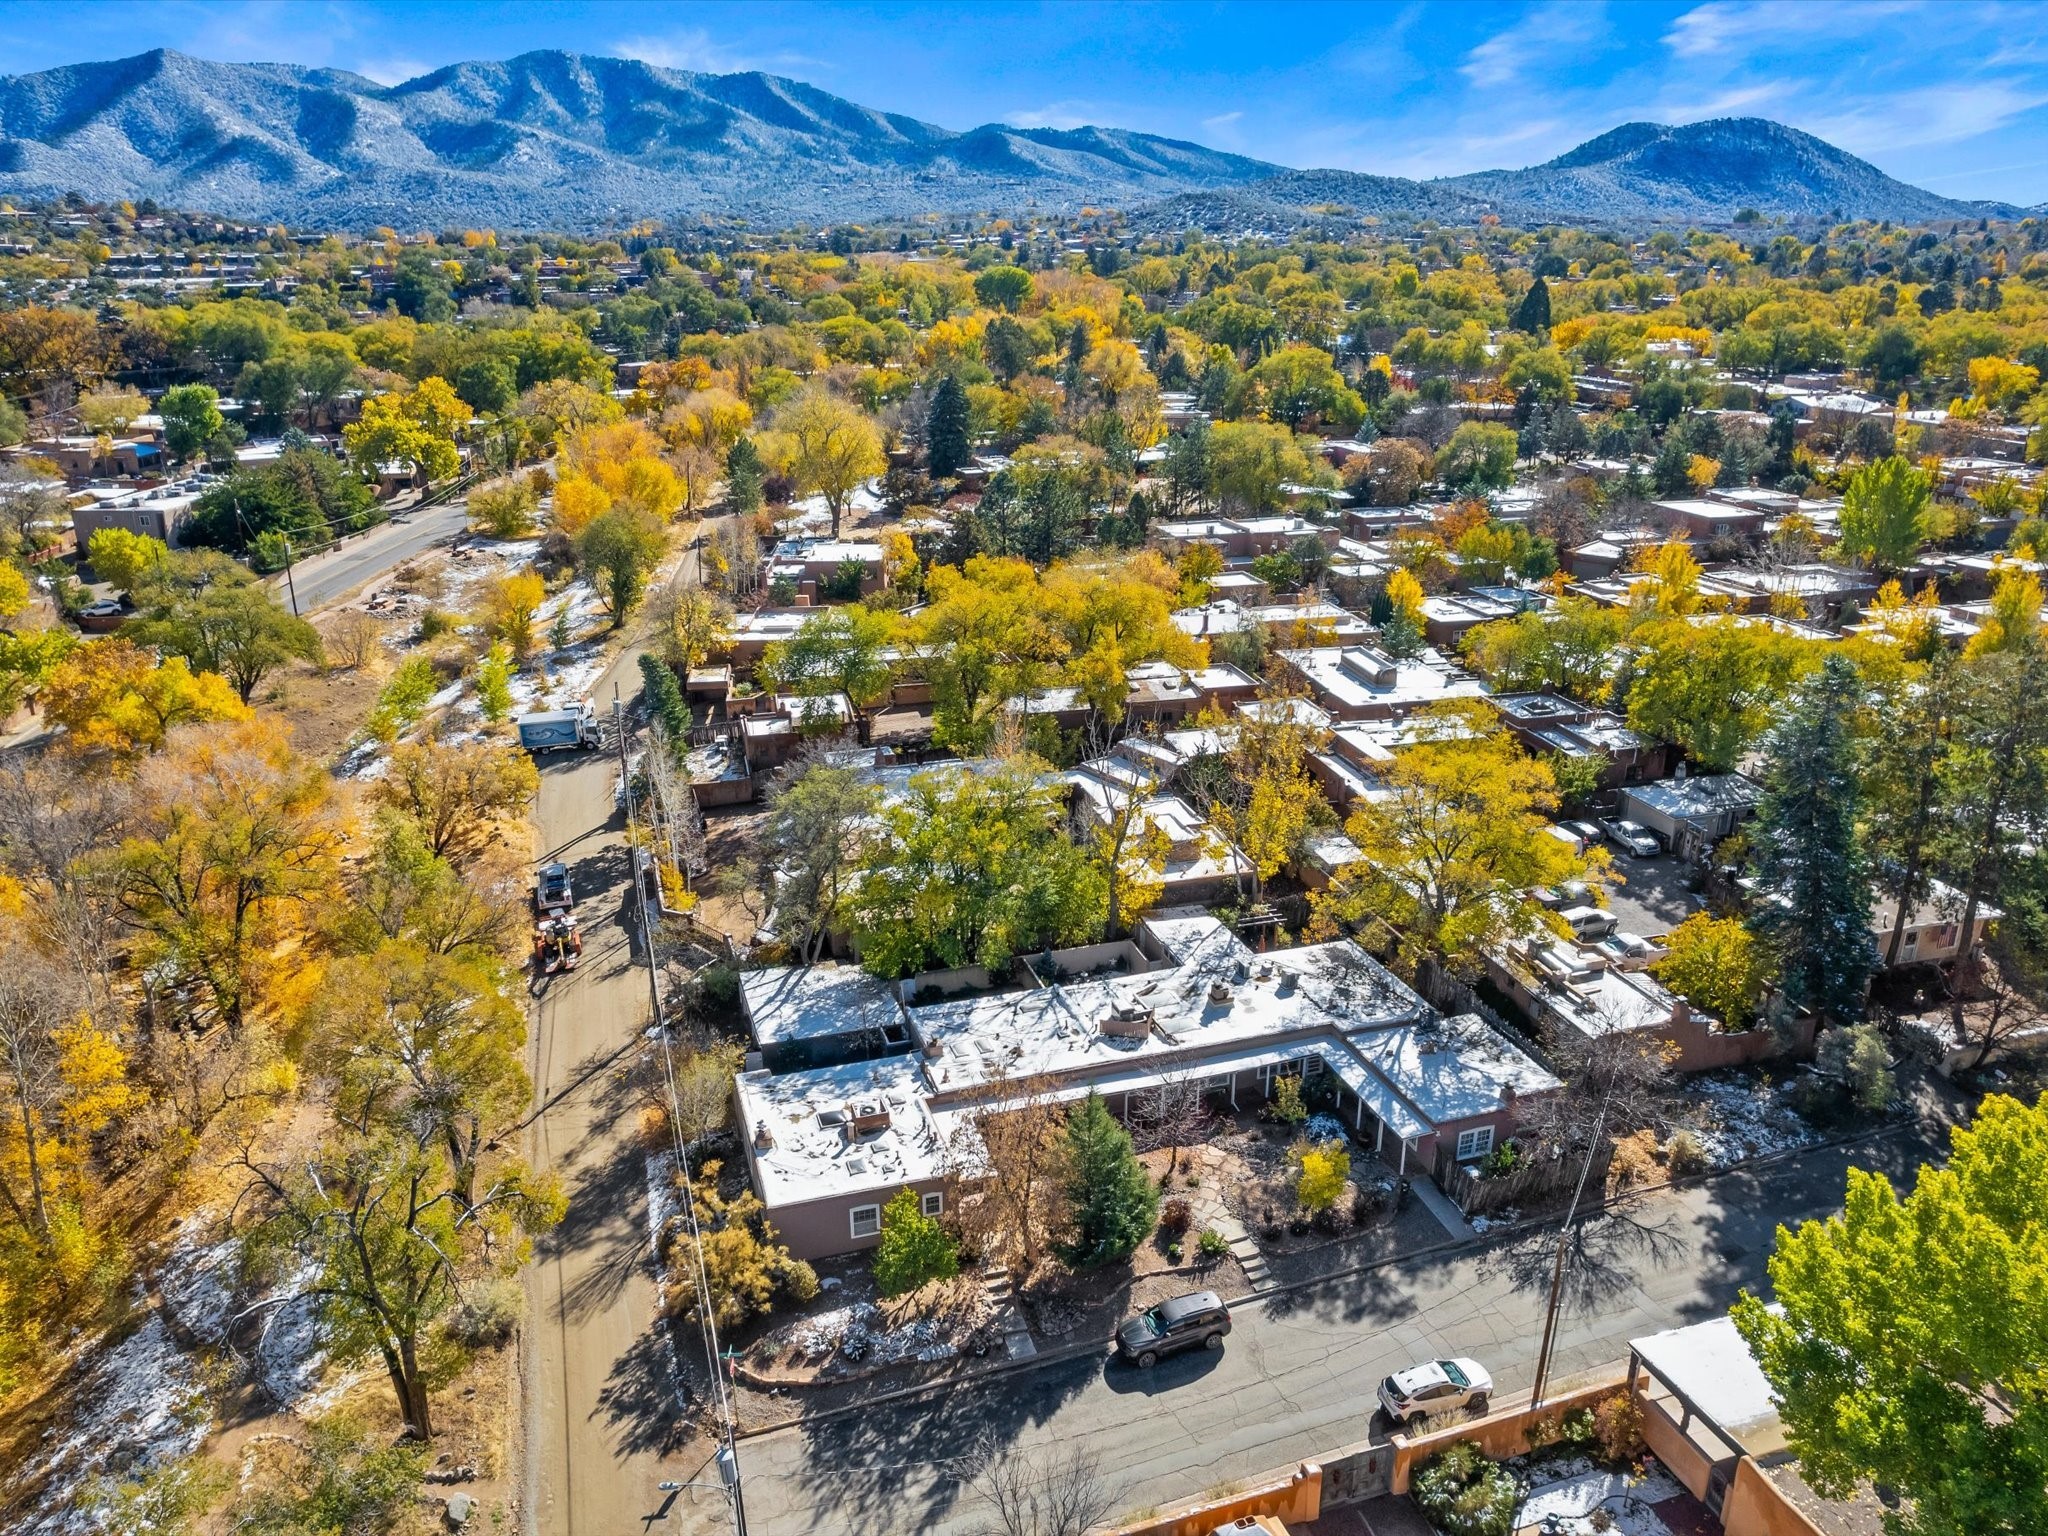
1108, 1462, 1322, 1536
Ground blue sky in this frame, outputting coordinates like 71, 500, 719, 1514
7, 1, 2048, 202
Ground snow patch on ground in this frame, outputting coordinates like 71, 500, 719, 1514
253, 1259, 332, 1411
14, 1308, 211, 1535
784, 1302, 967, 1366
1685, 1070, 1825, 1169
1517, 1459, 1686, 1534
1468, 1206, 1522, 1235
158, 1216, 238, 1348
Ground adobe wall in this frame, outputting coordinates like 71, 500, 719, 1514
1385, 1375, 1626, 1495
1722, 1456, 1826, 1536
1108, 1462, 1321, 1536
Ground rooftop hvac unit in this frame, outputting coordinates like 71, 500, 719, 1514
1099, 1003, 1155, 1039
844, 1098, 892, 1137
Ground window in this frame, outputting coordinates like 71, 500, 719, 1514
920, 1191, 944, 1219
1455, 1126, 1494, 1161
849, 1204, 881, 1240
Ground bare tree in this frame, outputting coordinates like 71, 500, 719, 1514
944, 1068, 1069, 1272
0, 761, 132, 1016
968, 1441, 1119, 1536
1958, 934, 2048, 1071
1130, 1066, 1210, 1178
318, 609, 390, 672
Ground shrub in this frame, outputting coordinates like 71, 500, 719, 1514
444, 1275, 523, 1348
1166, 1240, 1183, 1263
1664, 1129, 1710, 1177
1293, 1139, 1350, 1213
781, 1260, 820, 1306
1480, 1141, 1521, 1179
873, 1187, 958, 1297
470, 479, 539, 538
1351, 1185, 1383, 1225
1592, 1390, 1645, 1466
1270, 1075, 1308, 1126
1817, 1023, 1896, 1112
1197, 1227, 1228, 1258
367, 655, 440, 742
1559, 1406, 1598, 1449
1412, 1441, 1520, 1536
476, 641, 514, 723
1609, 1129, 1659, 1189
417, 606, 458, 640
1160, 1197, 1193, 1236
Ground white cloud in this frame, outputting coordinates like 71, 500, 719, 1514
1462, 1, 1607, 87
1799, 79, 2048, 154
1004, 100, 1104, 132
1665, 0, 1924, 59
353, 56, 430, 86
1203, 110, 1243, 129
615, 29, 756, 75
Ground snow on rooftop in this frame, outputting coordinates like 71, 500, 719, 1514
737, 1055, 952, 1206
1350, 1012, 1561, 1125
1632, 1313, 1787, 1458
742, 963, 904, 1050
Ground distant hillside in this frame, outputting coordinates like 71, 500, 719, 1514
0, 51, 2023, 231
0, 49, 1281, 228
1433, 118, 2022, 225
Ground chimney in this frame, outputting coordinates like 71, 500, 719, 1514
753, 1121, 775, 1151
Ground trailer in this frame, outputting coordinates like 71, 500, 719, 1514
516, 700, 601, 753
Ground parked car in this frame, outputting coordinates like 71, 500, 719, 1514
1600, 818, 1662, 858
1532, 879, 1594, 911
534, 861, 574, 914
1116, 1290, 1231, 1368
1559, 904, 1620, 941
1563, 819, 1605, 848
1591, 931, 1664, 969
1378, 1357, 1493, 1431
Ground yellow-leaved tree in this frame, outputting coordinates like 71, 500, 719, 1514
42, 638, 250, 759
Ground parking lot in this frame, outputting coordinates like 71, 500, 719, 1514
1601, 847, 1708, 938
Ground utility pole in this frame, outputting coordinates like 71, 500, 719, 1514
1529, 1067, 1618, 1407
280, 534, 301, 615
612, 686, 747, 1536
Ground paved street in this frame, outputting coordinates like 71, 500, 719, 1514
265, 497, 471, 612
718, 1127, 1943, 1536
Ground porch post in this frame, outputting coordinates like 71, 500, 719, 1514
1398, 1137, 1408, 1176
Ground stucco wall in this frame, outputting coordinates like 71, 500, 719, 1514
1387, 1377, 1624, 1495
1109, 1462, 1321, 1536
1723, 1456, 1826, 1536
763, 1179, 950, 1262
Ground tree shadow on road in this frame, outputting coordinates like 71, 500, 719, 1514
1480, 1201, 1688, 1317
1259, 1256, 1425, 1329
785, 1347, 1099, 1533
594, 1320, 695, 1461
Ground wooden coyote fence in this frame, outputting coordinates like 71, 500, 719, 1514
1434, 1138, 1614, 1218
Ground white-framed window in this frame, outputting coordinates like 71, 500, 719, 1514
1455, 1126, 1494, 1162
921, 1190, 944, 1219
849, 1203, 881, 1240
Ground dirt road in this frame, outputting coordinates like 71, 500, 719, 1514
518, 643, 694, 1536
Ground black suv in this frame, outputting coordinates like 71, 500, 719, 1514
1116, 1291, 1231, 1368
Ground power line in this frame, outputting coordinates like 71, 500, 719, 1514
612, 688, 749, 1536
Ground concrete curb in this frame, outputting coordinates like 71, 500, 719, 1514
732, 1116, 1922, 1442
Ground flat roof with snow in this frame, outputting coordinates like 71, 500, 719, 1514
741, 963, 905, 1051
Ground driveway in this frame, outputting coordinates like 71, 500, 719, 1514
1603, 852, 1706, 939
264, 497, 471, 613
704, 1125, 1943, 1536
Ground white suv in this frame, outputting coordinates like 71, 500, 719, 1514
1378, 1357, 1493, 1431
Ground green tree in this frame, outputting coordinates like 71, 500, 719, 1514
729, 760, 881, 965
973, 265, 1034, 313
639, 653, 689, 748
1511, 276, 1552, 334
1313, 703, 1587, 973
1748, 653, 1873, 1024
1732, 1093, 2048, 1536
84, 527, 167, 593
1206, 420, 1318, 513
758, 606, 897, 744
577, 508, 665, 625
476, 642, 513, 723
724, 436, 765, 517
368, 656, 440, 742
1436, 422, 1519, 492
1838, 455, 1933, 573
124, 550, 322, 702
872, 1187, 958, 1297
1057, 1092, 1157, 1270
158, 383, 224, 463
926, 372, 971, 477
849, 761, 1105, 977
1651, 913, 1769, 1028
1624, 617, 1814, 774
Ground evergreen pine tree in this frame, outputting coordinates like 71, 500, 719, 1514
725, 436, 765, 518
1511, 276, 1552, 334
639, 653, 690, 755
872, 1187, 958, 1297
926, 373, 971, 477
1748, 653, 1874, 1024
1056, 1093, 1158, 1269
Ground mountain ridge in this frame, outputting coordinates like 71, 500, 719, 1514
0, 49, 2023, 230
